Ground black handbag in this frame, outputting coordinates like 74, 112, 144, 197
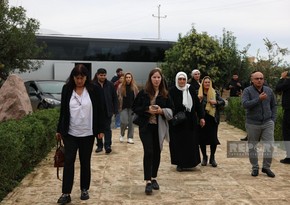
171, 111, 187, 126
132, 113, 143, 126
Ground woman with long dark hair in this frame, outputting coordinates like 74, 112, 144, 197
132, 68, 173, 195
56, 64, 105, 204
117, 72, 139, 143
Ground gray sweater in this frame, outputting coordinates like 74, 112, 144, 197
242, 85, 277, 125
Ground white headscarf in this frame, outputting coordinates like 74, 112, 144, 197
175, 72, 193, 112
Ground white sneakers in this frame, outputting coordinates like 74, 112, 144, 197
128, 138, 134, 144
120, 136, 134, 144
119, 135, 124, 143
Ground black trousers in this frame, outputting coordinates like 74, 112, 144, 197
283, 109, 290, 157
139, 124, 161, 181
96, 116, 112, 150
62, 134, 95, 194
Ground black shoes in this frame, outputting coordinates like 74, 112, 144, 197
262, 168, 275, 178
209, 157, 217, 167
251, 169, 259, 177
240, 136, 248, 141
151, 179, 160, 190
80, 189, 89, 200
105, 147, 112, 154
280, 158, 290, 164
95, 147, 103, 153
201, 156, 208, 166
57, 194, 71, 204
176, 166, 183, 172
145, 183, 153, 195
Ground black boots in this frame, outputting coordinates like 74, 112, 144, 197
209, 156, 217, 167
201, 156, 208, 166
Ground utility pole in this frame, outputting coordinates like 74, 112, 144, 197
152, 4, 167, 40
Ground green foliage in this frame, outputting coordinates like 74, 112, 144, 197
0, 108, 59, 201
0, 1, 45, 80
224, 97, 246, 130
161, 26, 248, 89
224, 97, 283, 141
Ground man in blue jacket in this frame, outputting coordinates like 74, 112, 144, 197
93, 68, 118, 154
275, 71, 290, 164
242, 71, 277, 178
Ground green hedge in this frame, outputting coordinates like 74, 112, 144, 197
224, 97, 283, 141
0, 108, 59, 201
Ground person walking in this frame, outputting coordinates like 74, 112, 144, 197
55, 64, 105, 204
132, 68, 173, 195
169, 72, 205, 172
275, 70, 290, 164
226, 73, 243, 97
198, 76, 225, 167
117, 72, 139, 144
93, 68, 118, 154
189, 69, 201, 94
111, 68, 123, 129
242, 71, 277, 177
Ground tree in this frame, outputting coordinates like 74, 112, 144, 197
161, 26, 244, 89
253, 38, 290, 87
0, 1, 44, 81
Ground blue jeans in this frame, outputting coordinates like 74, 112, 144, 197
115, 113, 120, 128
96, 116, 112, 150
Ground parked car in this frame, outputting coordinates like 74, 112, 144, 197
24, 80, 65, 111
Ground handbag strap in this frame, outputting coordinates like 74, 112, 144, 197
56, 140, 63, 181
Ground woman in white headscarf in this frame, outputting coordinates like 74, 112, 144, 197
169, 72, 205, 172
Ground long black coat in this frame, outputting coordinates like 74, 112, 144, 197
169, 85, 204, 168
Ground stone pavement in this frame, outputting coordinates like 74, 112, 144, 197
1, 122, 290, 205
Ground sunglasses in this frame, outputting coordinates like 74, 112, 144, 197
254, 78, 264, 80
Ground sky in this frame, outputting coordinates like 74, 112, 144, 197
9, 0, 290, 63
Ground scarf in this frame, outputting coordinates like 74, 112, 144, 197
175, 72, 193, 112
198, 76, 216, 117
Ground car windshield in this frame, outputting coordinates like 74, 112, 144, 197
37, 81, 65, 94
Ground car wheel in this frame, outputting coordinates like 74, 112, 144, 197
38, 103, 46, 110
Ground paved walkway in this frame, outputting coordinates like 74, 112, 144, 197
1, 122, 290, 205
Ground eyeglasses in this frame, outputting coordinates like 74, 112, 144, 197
178, 78, 186, 81
254, 78, 264, 80
193, 73, 200, 75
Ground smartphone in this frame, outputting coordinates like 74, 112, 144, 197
152, 105, 159, 110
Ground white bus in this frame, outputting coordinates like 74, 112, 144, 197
19, 35, 175, 86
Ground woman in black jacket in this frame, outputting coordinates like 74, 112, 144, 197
198, 76, 225, 167
132, 68, 173, 195
55, 64, 105, 204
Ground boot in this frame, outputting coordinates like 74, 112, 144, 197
209, 156, 217, 167
201, 155, 208, 166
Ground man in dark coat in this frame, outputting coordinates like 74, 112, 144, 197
276, 71, 290, 164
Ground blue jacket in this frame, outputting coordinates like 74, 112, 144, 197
242, 85, 277, 125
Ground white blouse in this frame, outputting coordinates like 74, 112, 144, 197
68, 88, 93, 137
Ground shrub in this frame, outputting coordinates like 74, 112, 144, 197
0, 108, 59, 201
224, 97, 283, 141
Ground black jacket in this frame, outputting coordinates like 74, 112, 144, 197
276, 78, 290, 109
57, 83, 105, 136
95, 79, 118, 117
132, 89, 174, 127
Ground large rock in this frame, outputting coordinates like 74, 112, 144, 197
0, 74, 32, 122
